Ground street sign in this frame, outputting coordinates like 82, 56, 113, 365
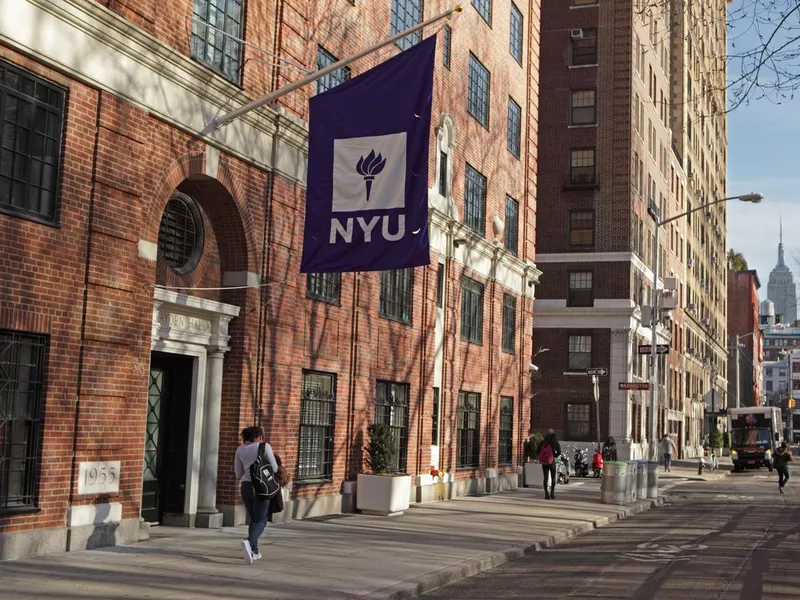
619, 382, 650, 391
638, 344, 669, 355
586, 368, 608, 376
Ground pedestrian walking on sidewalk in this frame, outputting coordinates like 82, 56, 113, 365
536, 430, 562, 500
774, 442, 793, 494
602, 437, 617, 462
660, 434, 676, 472
235, 426, 278, 564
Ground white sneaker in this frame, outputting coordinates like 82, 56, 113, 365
253, 553, 262, 561
241, 540, 254, 564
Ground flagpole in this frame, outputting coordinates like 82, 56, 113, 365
200, 5, 464, 135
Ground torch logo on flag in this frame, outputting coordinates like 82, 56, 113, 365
355, 150, 386, 202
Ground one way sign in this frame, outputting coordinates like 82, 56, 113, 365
586, 368, 608, 376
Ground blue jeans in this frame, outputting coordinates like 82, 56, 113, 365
663, 453, 672, 471
778, 466, 790, 489
241, 481, 270, 554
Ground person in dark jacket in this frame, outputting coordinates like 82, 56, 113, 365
774, 443, 793, 494
602, 437, 617, 462
536, 430, 562, 499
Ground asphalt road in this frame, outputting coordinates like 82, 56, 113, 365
423, 469, 800, 600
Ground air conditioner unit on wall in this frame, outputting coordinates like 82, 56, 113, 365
571, 28, 584, 39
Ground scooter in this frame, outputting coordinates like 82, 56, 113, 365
573, 446, 590, 478
557, 453, 571, 484
592, 447, 604, 478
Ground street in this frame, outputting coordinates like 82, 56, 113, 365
423, 469, 800, 600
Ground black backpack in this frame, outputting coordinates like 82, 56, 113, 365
250, 443, 281, 499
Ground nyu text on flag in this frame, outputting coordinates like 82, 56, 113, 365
300, 36, 436, 273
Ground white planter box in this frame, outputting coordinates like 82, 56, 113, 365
524, 462, 544, 488
356, 473, 412, 516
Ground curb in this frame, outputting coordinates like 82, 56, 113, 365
365, 496, 664, 600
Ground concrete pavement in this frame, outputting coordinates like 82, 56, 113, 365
0, 484, 663, 600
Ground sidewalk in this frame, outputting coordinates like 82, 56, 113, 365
0, 486, 663, 600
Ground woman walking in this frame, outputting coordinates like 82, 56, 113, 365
774, 443, 793, 494
536, 430, 562, 500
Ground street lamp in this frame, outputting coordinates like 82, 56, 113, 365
647, 192, 763, 460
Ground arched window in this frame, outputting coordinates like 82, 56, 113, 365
158, 192, 205, 275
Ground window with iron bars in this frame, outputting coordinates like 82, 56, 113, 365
443, 24, 452, 69
502, 294, 517, 353
306, 272, 341, 304
457, 391, 481, 468
0, 331, 47, 512
380, 269, 414, 324
296, 371, 336, 482
190, 0, 245, 84
498, 396, 514, 465
467, 54, 491, 129
375, 381, 410, 472
460, 276, 485, 344
464, 163, 487, 236
316, 46, 351, 94
391, 0, 423, 51
507, 97, 521, 158
504, 196, 519, 255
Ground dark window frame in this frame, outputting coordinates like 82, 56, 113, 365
375, 380, 411, 473
438, 150, 449, 197
507, 97, 522, 158
567, 334, 592, 372
158, 192, 205, 275
306, 272, 342, 305
567, 271, 594, 307
569, 210, 595, 248
569, 148, 596, 185
464, 163, 487, 236
436, 263, 445, 308
443, 24, 452, 69
296, 370, 337, 483
316, 46, 352, 94
509, 3, 524, 64
457, 391, 481, 469
391, 0, 424, 51
190, 0, 246, 85
472, 0, 493, 25
498, 396, 514, 465
467, 53, 491, 129
431, 387, 441, 445
570, 89, 597, 125
379, 268, 414, 324
504, 196, 519, 255
460, 276, 485, 344
571, 28, 598, 66
501, 294, 517, 353
565, 403, 592, 441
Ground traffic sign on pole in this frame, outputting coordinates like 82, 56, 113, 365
638, 344, 669, 355
586, 368, 608, 376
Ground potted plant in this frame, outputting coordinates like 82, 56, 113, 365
523, 432, 544, 488
709, 429, 723, 456
356, 423, 412, 515
722, 431, 731, 457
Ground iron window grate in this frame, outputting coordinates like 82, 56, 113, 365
467, 54, 491, 129
464, 163, 487, 236
457, 392, 481, 468
499, 396, 513, 465
190, 0, 245, 84
391, 0, 423, 51
460, 276, 485, 344
509, 3, 523, 64
307, 272, 341, 304
507, 97, 521, 158
443, 24, 452, 69
297, 371, 336, 482
0, 330, 47, 511
380, 269, 414, 324
316, 46, 352, 94
158, 193, 205, 275
502, 294, 517, 353
375, 381, 410, 472
504, 196, 519, 255
0, 60, 65, 224
472, 0, 492, 25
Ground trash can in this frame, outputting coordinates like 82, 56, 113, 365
646, 461, 659, 498
601, 461, 629, 505
636, 461, 647, 499
625, 461, 636, 502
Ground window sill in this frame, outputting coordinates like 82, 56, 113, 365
563, 371, 589, 376
306, 295, 342, 307
456, 465, 481, 472
294, 478, 334, 486
570, 3, 599, 7
564, 182, 599, 191
568, 124, 598, 129
0, 506, 41, 517
379, 313, 413, 326
569, 64, 598, 69
461, 336, 484, 345
0, 205, 60, 229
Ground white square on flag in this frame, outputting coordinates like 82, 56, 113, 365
331, 132, 407, 213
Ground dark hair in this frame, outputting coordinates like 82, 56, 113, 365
241, 426, 264, 443
606, 437, 616, 446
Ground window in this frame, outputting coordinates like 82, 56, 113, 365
569, 148, 596, 185
380, 268, 414, 323
432, 387, 441, 445
436, 263, 445, 308
457, 391, 481, 468
507, 97, 522, 158
570, 89, 596, 125
443, 24, 452, 69
190, 0, 245, 84
568, 272, 593, 307
0, 61, 65, 223
306, 272, 341, 304
297, 371, 336, 482
464, 163, 487, 235
391, 0, 423, 51
568, 335, 592, 371
571, 28, 597, 66
438, 150, 448, 197
498, 396, 514, 465
316, 47, 351, 94
0, 331, 46, 511
375, 381, 410, 472
467, 54, 491, 128
502, 294, 517, 353
566, 403, 591, 440
158, 193, 205, 275
461, 277, 485, 344
504, 196, 519, 255
509, 3, 523, 64
569, 211, 594, 247
472, 0, 492, 25
767, 380, 773, 392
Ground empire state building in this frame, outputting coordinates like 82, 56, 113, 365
767, 222, 797, 324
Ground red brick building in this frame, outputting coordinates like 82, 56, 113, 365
0, 1, 540, 558
727, 269, 764, 407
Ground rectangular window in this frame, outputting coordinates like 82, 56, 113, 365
569, 211, 594, 247
569, 148, 596, 185
570, 89, 596, 125
472, 0, 492, 25
190, 0, 245, 84
568, 335, 592, 371
457, 391, 481, 468
375, 381, 410, 472
432, 387, 441, 444
464, 163, 487, 236
566, 403, 592, 440
502, 294, 517, 353
568, 272, 593, 307
316, 47, 351, 94
461, 277, 485, 344
297, 371, 336, 482
438, 150, 448, 197
504, 196, 519, 255
507, 97, 522, 158
0, 62, 65, 224
436, 262, 445, 308
571, 28, 597, 66
306, 272, 341, 304
498, 396, 514, 465
467, 54, 491, 128
379, 269, 414, 324
443, 24, 452, 69
0, 331, 46, 511
391, 0, 423, 51
509, 3, 523, 64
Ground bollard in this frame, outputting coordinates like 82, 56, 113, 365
601, 462, 629, 505
637, 461, 647, 499
646, 460, 659, 498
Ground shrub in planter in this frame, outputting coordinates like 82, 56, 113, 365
358, 423, 410, 515
365, 423, 398, 474
722, 432, 730, 449
709, 429, 723, 450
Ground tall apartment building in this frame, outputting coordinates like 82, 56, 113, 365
727, 269, 764, 408
532, 0, 727, 458
0, 0, 541, 559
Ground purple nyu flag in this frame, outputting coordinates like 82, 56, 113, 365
299, 36, 436, 273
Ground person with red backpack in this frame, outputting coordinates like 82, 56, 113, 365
536, 430, 562, 499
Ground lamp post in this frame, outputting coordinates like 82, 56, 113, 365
647, 192, 763, 460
